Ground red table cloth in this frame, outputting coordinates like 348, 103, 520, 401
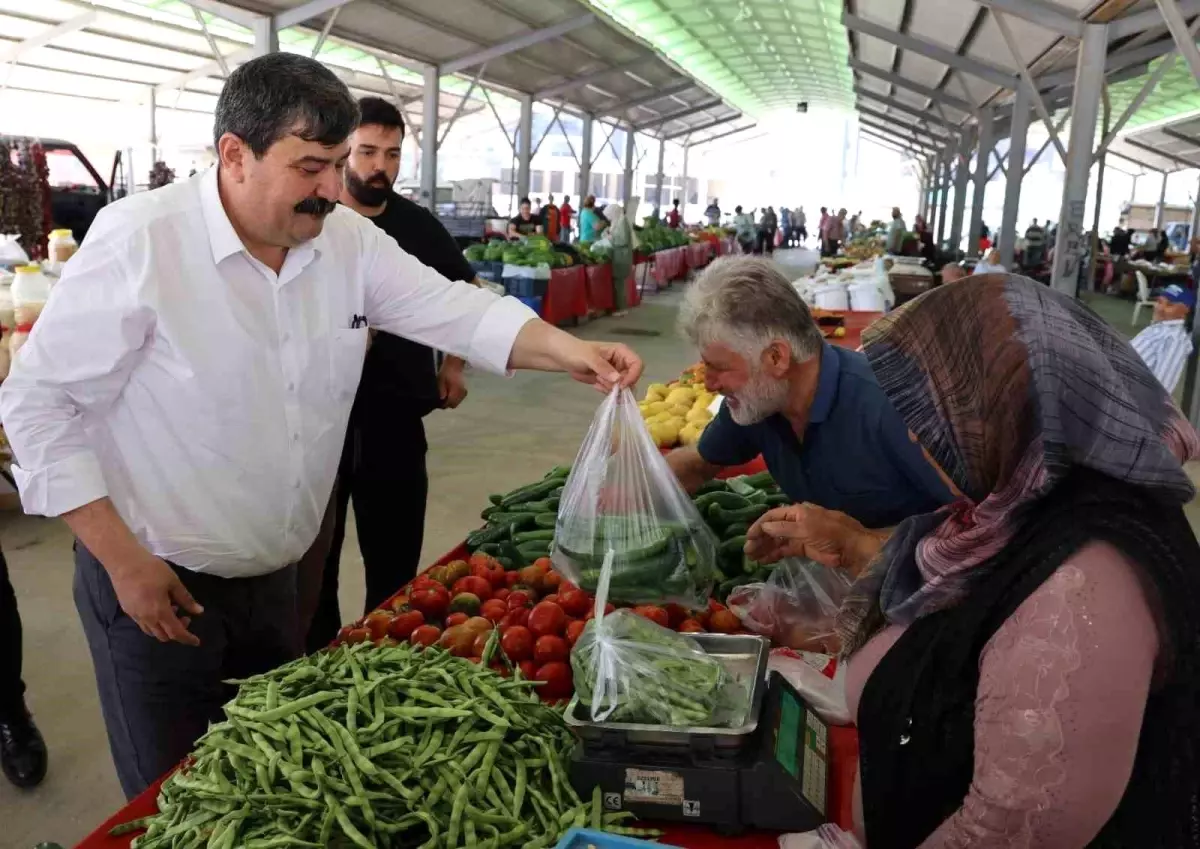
652, 247, 688, 287
584, 263, 615, 313
687, 241, 712, 270
541, 266, 588, 324
626, 268, 641, 308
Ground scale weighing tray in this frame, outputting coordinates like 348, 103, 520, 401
568, 672, 833, 836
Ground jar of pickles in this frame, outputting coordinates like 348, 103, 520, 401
10, 264, 51, 359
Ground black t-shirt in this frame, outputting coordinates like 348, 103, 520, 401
509, 214, 539, 236
357, 192, 475, 417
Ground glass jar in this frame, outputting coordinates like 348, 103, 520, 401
48, 229, 78, 265
10, 264, 51, 359
0, 278, 12, 381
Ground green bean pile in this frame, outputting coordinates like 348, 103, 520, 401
110, 641, 653, 848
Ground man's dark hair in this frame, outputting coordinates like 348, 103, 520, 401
214, 53, 359, 156
358, 96, 404, 136
519, 197, 531, 205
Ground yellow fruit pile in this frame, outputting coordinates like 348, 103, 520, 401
639, 373, 717, 449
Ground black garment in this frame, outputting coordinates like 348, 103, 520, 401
509, 214, 539, 236
857, 469, 1200, 849
306, 192, 475, 651
0, 547, 24, 720
74, 544, 299, 799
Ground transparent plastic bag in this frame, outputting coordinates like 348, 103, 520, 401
727, 558, 852, 654
570, 608, 747, 726
553, 387, 718, 608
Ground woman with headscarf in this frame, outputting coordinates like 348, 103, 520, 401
605, 201, 632, 315
745, 273, 1200, 848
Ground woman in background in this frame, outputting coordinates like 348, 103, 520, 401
605, 202, 632, 316
578, 195, 606, 243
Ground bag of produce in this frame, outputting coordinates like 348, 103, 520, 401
571, 608, 746, 726
726, 558, 852, 654
553, 387, 718, 608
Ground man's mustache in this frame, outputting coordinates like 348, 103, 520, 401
364, 172, 389, 186
294, 197, 338, 216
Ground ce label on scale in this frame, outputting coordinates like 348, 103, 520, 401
682, 800, 701, 817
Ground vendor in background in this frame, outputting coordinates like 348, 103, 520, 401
1131, 283, 1195, 395
1111, 226, 1131, 258
885, 207, 906, 254
794, 206, 807, 245
0, 53, 644, 800
507, 197, 541, 238
559, 195, 574, 243
578, 195, 605, 242
606, 202, 633, 317
756, 206, 777, 255
303, 97, 476, 652
704, 198, 722, 226
745, 274, 1200, 847
666, 198, 682, 229
668, 257, 954, 528
733, 205, 756, 254
540, 194, 561, 243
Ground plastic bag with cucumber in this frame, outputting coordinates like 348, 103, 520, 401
553, 387, 719, 608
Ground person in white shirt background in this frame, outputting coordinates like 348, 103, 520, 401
0, 53, 643, 799
1130, 283, 1195, 396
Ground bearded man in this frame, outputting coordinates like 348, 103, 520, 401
668, 257, 952, 527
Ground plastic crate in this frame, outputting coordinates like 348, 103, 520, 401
505, 276, 550, 297
554, 828, 660, 848
516, 295, 543, 313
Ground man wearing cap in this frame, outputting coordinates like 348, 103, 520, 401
1130, 283, 1195, 394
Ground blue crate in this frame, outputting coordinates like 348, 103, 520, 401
554, 828, 661, 848
505, 276, 550, 298
515, 295, 543, 313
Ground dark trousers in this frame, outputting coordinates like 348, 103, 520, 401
305, 411, 428, 653
0, 547, 25, 720
73, 544, 300, 799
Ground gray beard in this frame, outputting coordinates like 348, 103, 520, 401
727, 373, 788, 426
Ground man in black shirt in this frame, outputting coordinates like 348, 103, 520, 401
305, 97, 476, 650
508, 198, 542, 237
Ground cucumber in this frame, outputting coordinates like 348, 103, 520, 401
694, 491, 751, 511
500, 478, 561, 508
488, 493, 504, 505
722, 522, 751, 538
718, 535, 747, 558
693, 480, 728, 497
466, 522, 513, 550
745, 490, 768, 505
476, 543, 504, 557
764, 493, 792, 508
479, 512, 538, 530
516, 540, 552, 560
742, 471, 776, 489
513, 529, 555, 543
533, 512, 558, 529
519, 499, 556, 513
726, 478, 757, 497
709, 503, 769, 526
545, 465, 571, 479
481, 504, 501, 521
495, 556, 514, 570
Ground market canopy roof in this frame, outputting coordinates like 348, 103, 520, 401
0, 0, 745, 141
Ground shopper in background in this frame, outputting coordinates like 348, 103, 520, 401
1111, 226, 1131, 258
848, 210, 861, 236
668, 257, 953, 528
578, 195, 605, 242
973, 247, 1006, 274
1022, 218, 1047, 266
757, 207, 777, 255
666, 198, 682, 229
779, 207, 791, 246
508, 197, 541, 237
733, 205, 756, 254
704, 198, 722, 226
885, 207, 906, 254
940, 263, 967, 283
540, 194, 561, 242
1157, 227, 1172, 260
303, 96, 473, 652
0, 546, 47, 788
0, 53, 643, 799
606, 202, 633, 317
1131, 283, 1195, 395
532, 197, 542, 217
745, 274, 1200, 848
794, 206, 808, 245
559, 195, 574, 243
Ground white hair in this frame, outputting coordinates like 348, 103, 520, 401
678, 256, 824, 363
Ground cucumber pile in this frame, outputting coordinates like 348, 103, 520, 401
691, 471, 790, 601
466, 466, 571, 568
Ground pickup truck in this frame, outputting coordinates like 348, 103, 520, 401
1, 135, 117, 244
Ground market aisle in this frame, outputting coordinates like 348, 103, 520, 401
0, 287, 700, 849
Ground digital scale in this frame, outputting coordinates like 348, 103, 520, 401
567, 670, 833, 835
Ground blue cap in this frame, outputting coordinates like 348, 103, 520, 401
1158, 284, 1196, 308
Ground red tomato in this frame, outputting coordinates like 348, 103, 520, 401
534, 634, 569, 665
480, 599, 508, 623
534, 661, 573, 700
558, 589, 591, 618
500, 625, 534, 661
678, 618, 705, 633
463, 616, 493, 636
517, 660, 536, 680
409, 625, 441, 648
632, 606, 670, 629
489, 661, 511, 678
709, 610, 740, 634
472, 631, 493, 657
438, 624, 476, 657
540, 593, 559, 606
527, 601, 567, 637
584, 603, 616, 621
663, 604, 690, 629
409, 585, 450, 620
444, 612, 469, 628
541, 570, 561, 592
471, 557, 507, 589
501, 608, 530, 630
507, 590, 535, 610
532, 557, 554, 573
364, 611, 393, 641
387, 609, 425, 641
409, 574, 438, 592
708, 598, 726, 614
493, 588, 511, 603
388, 594, 410, 613
565, 619, 587, 647
504, 571, 521, 589
344, 627, 370, 644
452, 576, 492, 601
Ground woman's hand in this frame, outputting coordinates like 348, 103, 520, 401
745, 503, 887, 578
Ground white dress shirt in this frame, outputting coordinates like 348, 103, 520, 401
1130, 318, 1193, 395
0, 168, 536, 578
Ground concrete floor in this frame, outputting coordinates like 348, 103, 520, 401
2, 250, 1196, 847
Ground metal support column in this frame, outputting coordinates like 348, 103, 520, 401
936, 147, 951, 248
1155, 171, 1169, 229
970, 108, 992, 255
1051, 23, 1107, 295
149, 88, 158, 162
681, 144, 690, 219
949, 130, 971, 253
578, 114, 593, 198
517, 96, 533, 201
623, 127, 635, 206
653, 138, 666, 215
250, 15, 277, 56
420, 66, 439, 210
1000, 85, 1032, 268
1191, 173, 1200, 239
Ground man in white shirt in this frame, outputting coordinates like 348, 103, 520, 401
0, 54, 642, 799
1130, 283, 1195, 395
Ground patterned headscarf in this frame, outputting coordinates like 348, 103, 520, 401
839, 273, 1200, 653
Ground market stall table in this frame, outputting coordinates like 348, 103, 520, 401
542, 265, 588, 325
584, 262, 615, 313
651, 246, 688, 288
687, 241, 713, 270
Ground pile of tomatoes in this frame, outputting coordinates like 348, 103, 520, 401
335, 552, 746, 702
